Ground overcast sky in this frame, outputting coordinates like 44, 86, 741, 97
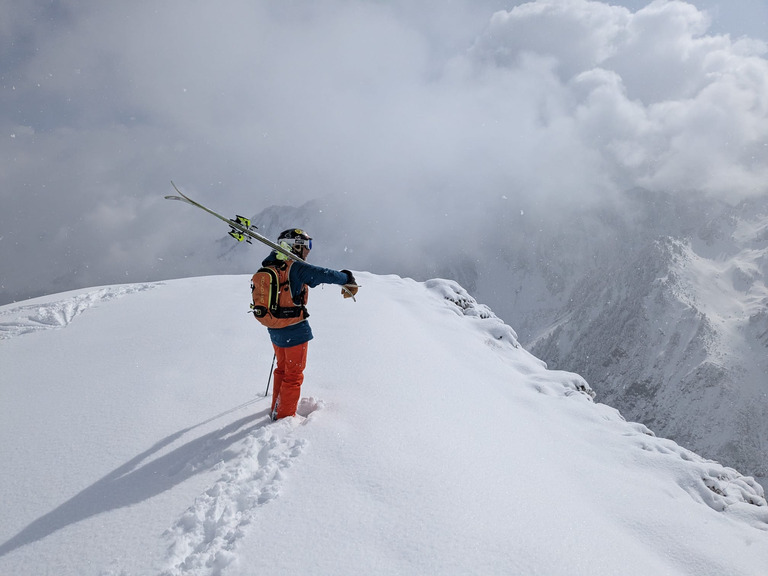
1, 0, 767, 304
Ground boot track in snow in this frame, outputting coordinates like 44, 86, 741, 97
159, 401, 322, 575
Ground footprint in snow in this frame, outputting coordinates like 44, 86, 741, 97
159, 398, 323, 575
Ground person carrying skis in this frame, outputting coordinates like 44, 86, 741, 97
254, 228, 358, 420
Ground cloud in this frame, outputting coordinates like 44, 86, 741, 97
469, 0, 768, 198
0, 0, 766, 304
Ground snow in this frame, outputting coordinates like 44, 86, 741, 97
485, 195, 768, 483
1, 273, 767, 575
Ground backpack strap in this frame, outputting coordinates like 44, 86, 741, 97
257, 267, 280, 315
262, 265, 307, 320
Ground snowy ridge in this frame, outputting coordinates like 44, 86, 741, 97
0, 283, 157, 339
426, 278, 598, 401
424, 278, 521, 348
386, 278, 768, 520
2, 273, 768, 575
618, 414, 767, 514
157, 277, 767, 575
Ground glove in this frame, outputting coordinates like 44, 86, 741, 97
341, 270, 359, 299
342, 284, 359, 298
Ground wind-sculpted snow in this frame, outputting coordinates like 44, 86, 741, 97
425, 278, 519, 343
0, 283, 158, 339
422, 267, 766, 518
424, 278, 596, 401
596, 403, 768, 519
425, 278, 497, 320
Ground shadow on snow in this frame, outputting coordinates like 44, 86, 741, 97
0, 398, 270, 558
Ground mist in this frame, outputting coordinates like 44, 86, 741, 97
1, 0, 767, 304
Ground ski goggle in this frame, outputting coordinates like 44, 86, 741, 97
293, 236, 312, 251
280, 236, 312, 251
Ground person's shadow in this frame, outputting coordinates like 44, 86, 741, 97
0, 400, 270, 558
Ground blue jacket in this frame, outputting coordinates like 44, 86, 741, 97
261, 252, 351, 348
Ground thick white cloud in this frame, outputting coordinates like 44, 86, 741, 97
470, 0, 768, 197
0, 0, 766, 303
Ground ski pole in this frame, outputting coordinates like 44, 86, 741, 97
264, 352, 276, 397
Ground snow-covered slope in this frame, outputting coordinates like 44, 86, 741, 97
225, 190, 768, 484
1, 273, 766, 575
504, 194, 768, 481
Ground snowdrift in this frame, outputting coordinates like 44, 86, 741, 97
1, 273, 766, 575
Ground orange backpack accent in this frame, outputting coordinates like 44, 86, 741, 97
251, 262, 308, 329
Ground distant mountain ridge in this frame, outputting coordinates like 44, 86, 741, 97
489, 191, 768, 480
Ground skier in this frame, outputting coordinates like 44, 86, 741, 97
256, 228, 358, 420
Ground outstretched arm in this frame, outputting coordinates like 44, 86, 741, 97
290, 260, 350, 288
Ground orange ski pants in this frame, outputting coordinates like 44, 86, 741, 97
271, 342, 308, 420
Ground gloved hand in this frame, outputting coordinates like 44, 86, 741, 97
342, 284, 359, 298
341, 270, 359, 299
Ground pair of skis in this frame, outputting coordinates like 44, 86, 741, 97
165, 182, 357, 299
166, 181, 303, 263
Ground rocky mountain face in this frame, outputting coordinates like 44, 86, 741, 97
480, 191, 768, 480
218, 190, 768, 480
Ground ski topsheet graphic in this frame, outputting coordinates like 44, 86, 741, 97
165, 181, 304, 263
